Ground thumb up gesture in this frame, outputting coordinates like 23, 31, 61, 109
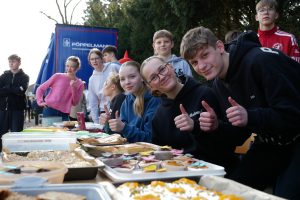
226, 97, 248, 127
108, 110, 125, 132
99, 104, 111, 125
174, 104, 194, 132
199, 100, 219, 132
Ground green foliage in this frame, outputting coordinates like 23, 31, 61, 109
83, 0, 300, 78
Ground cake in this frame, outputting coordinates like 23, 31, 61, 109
117, 178, 243, 200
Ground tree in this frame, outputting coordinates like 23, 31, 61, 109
40, 0, 82, 24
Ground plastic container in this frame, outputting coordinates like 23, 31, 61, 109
2, 132, 77, 152
0, 161, 68, 185
42, 116, 62, 127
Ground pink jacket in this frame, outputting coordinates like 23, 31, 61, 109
36, 73, 84, 114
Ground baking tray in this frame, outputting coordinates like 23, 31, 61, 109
0, 177, 112, 200
1, 148, 105, 181
101, 160, 226, 183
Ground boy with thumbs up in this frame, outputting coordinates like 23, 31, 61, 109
180, 26, 300, 199
141, 56, 250, 176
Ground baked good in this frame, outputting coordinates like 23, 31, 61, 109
117, 178, 242, 200
37, 191, 86, 200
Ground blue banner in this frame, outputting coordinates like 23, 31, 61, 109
35, 24, 118, 91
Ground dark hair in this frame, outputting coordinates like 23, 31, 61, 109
102, 45, 118, 55
8, 54, 21, 62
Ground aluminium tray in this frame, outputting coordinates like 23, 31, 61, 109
0, 177, 112, 200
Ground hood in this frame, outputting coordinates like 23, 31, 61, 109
225, 31, 261, 82
92, 64, 109, 75
167, 54, 184, 63
161, 76, 200, 106
4, 69, 25, 75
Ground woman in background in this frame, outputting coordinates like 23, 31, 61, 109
36, 56, 84, 121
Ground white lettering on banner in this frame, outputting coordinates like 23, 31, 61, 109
260, 47, 279, 55
71, 42, 106, 49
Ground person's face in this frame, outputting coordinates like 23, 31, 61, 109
119, 65, 143, 95
255, 6, 278, 26
188, 41, 226, 80
142, 59, 177, 94
8, 59, 20, 71
103, 52, 113, 63
65, 60, 78, 75
89, 53, 104, 71
153, 37, 174, 56
102, 79, 114, 97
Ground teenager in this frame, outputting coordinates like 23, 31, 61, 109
141, 56, 250, 176
99, 72, 126, 133
0, 54, 29, 149
153, 29, 193, 77
104, 61, 160, 142
180, 26, 300, 199
87, 48, 119, 123
36, 56, 84, 121
256, 0, 300, 62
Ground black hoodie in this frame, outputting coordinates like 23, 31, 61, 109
0, 69, 29, 110
213, 31, 300, 145
152, 76, 250, 172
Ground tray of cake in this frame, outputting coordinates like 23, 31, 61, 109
1, 148, 104, 181
113, 176, 285, 200
94, 143, 226, 183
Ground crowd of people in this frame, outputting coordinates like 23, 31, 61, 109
0, 0, 300, 199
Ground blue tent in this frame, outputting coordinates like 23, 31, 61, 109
34, 24, 118, 93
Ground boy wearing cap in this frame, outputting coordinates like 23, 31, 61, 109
180, 26, 300, 199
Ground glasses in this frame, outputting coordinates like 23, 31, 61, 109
90, 57, 101, 61
148, 63, 169, 85
257, 7, 275, 13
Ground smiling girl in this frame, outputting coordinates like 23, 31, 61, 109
104, 61, 160, 142
36, 56, 84, 121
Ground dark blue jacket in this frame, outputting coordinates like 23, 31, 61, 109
120, 90, 160, 143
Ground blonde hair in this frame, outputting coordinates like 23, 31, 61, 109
121, 61, 148, 117
153, 29, 173, 42
256, 0, 278, 12
180, 26, 218, 60
66, 56, 81, 70
107, 71, 124, 93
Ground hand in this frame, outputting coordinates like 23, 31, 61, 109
39, 102, 47, 107
226, 97, 248, 127
108, 111, 125, 132
174, 104, 194, 131
199, 100, 219, 132
99, 105, 111, 125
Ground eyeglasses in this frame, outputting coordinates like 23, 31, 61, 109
148, 63, 169, 85
90, 57, 101, 61
257, 7, 275, 13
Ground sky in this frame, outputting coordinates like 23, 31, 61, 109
0, 0, 87, 84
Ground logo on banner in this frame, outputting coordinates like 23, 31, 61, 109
63, 38, 71, 47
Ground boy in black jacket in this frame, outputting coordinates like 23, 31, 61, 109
180, 26, 300, 199
0, 54, 29, 149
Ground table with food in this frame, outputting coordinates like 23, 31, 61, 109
0, 121, 285, 200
